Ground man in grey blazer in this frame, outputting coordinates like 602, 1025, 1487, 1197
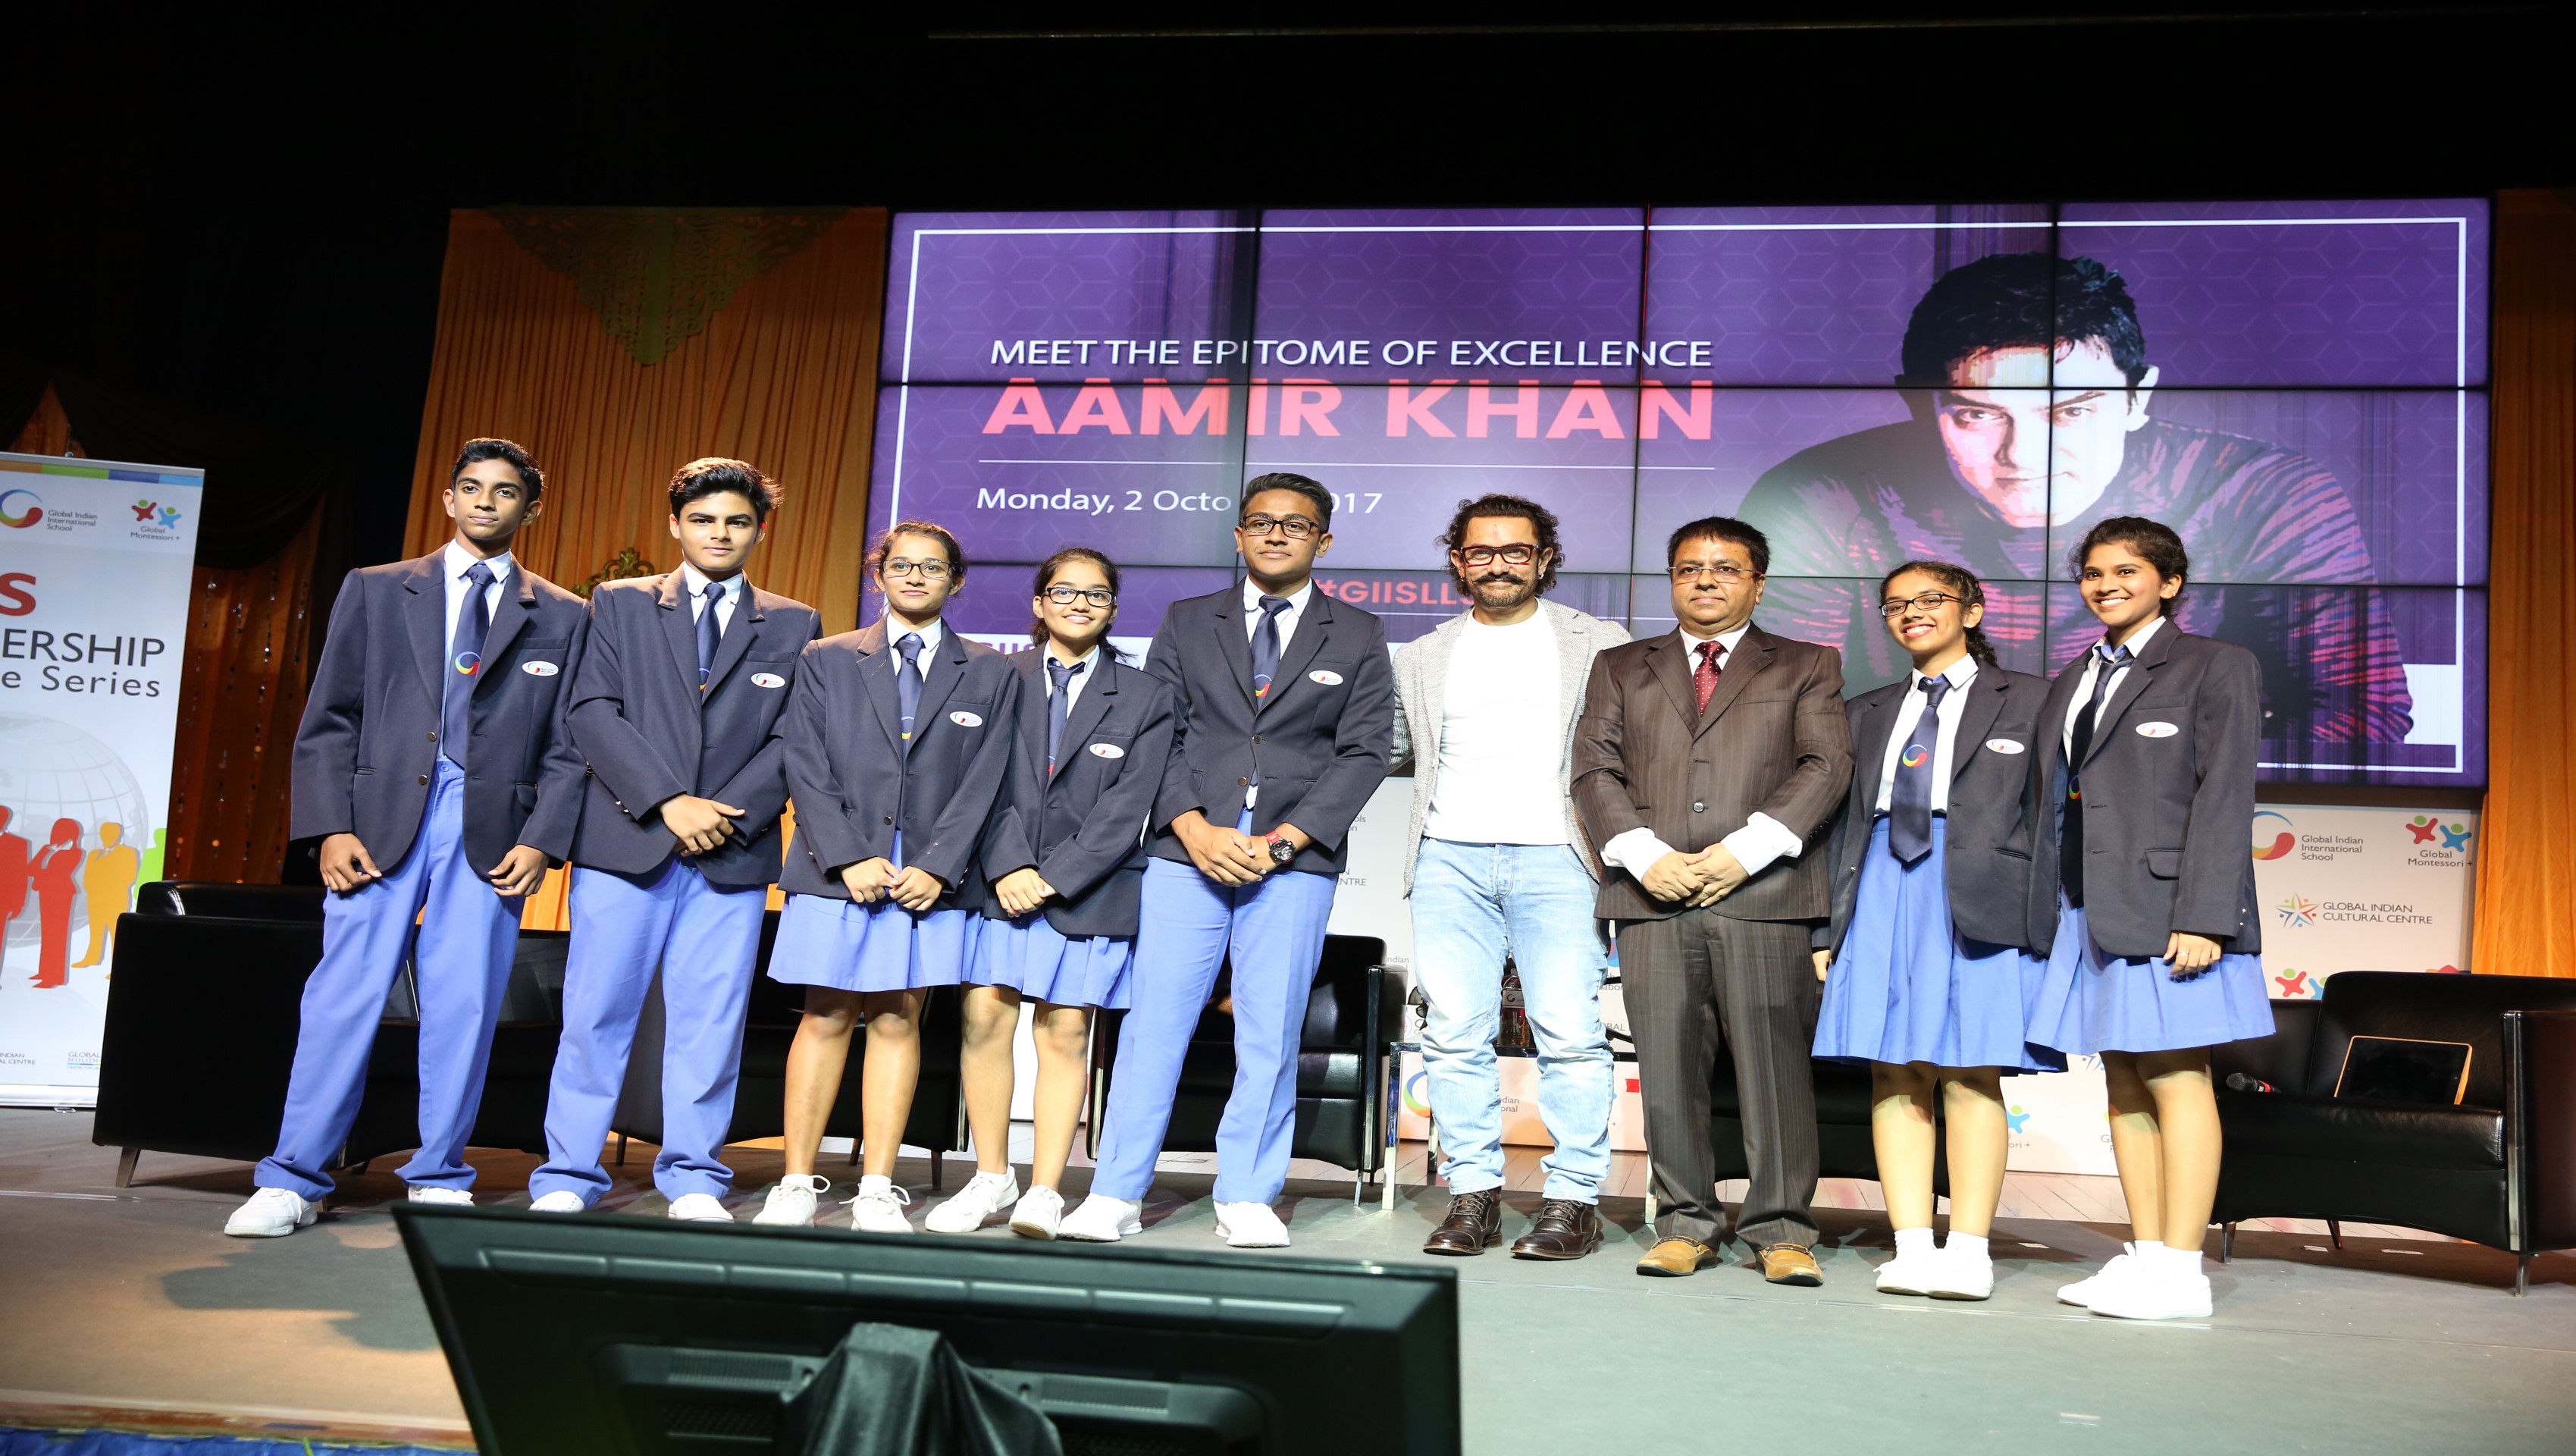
1572, 516, 1854, 1282
1391, 494, 1627, 1261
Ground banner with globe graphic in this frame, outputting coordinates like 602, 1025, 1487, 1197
0, 449, 202, 1106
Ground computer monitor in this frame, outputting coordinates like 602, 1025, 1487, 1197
394, 1203, 1459, 1455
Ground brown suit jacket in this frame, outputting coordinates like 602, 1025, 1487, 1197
1571, 623, 1855, 924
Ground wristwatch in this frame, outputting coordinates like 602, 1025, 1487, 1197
1264, 831, 1298, 867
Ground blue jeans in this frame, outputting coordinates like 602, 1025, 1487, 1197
1410, 839, 1612, 1203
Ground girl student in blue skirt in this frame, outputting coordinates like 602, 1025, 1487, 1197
752, 522, 1020, 1233
925, 548, 1179, 1238
1813, 560, 2059, 1301
2027, 516, 2274, 1322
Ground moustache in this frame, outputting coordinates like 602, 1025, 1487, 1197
1474, 573, 1527, 587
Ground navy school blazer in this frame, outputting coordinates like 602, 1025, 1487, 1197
1143, 585, 1395, 877
566, 573, 822, 888
1818, 664, 2053, 956
777, 622, 1020, 906
2024, 623, 2264, 960
975, 648, 1179, 938
289, 551, 590, 875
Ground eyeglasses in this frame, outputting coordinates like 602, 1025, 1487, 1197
1879, 591, 1970, 618
1669, 563, 1761, 585
1455, 544, 1541, 567
881, 558, 952, 580
1238, 514, 1321, 540
1043, 585, 1116, 608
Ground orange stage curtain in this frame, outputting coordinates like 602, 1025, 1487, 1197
2474, 191, 2576, 976
403, 208, 887, 924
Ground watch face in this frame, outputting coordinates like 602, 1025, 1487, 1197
1269, 838, 1297, 864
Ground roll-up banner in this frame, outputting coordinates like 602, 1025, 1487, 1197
0, 450, 201, 1106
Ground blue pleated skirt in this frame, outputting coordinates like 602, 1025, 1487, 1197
2026, 899, 2277, 1056
766, 891, 979, 993
968, 914, 1134, 1009
1813, 818, 2063, 1073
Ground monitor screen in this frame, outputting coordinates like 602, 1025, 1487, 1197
868, 201, 2488, 786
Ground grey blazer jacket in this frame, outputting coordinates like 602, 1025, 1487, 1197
1570, 623, 1854, 924
778, 623, 1019, 905
1143, 585, 1395, 877
976, 649, 1179, 938
566, 573, 822, 887
2024, 624, 2264, 959
1819, 665, 2051, 955
290, 551, 589, 874
1387, 598, 1629, 895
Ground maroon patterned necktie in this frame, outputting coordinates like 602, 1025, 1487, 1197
1693, 639, 1724, 714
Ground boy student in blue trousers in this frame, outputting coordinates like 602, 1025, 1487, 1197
528, 459, 820, 1222
227, 438, 588, 1238
1061, 473, 1394, 1249
752, 521, 1019, 1232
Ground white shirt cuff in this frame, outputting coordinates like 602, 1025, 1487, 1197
1719, 813, 1804, 877
1600, 827, 1675, 872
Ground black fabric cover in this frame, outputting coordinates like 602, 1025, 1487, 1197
779, 1323, 1061, 1456
2220, 1088, 2505, 1171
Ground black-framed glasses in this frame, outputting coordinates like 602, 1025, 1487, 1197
1043, 584, 1116, 608
1238, 514, 1321, 539
1669, 563, 1760, 584
1879, 590, 1969, 618
881, 558, 953, 580
1455, 544, 1541, 567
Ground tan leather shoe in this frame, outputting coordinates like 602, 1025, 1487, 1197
1759, 1242, 1825, 1286
1635, 1237, 1721, 1278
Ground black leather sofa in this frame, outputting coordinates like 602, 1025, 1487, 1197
2211, 970, 2576, 1293
1086, 934, 1402, 1202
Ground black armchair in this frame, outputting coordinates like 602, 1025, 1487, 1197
2211, 970, 2576, 1293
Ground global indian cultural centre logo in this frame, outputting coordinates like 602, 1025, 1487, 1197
2275, 895, 2320, 930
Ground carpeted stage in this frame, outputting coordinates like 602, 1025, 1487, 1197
3, 1108, 2571, 1454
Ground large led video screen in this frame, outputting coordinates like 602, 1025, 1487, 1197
867, 202, 2490, 786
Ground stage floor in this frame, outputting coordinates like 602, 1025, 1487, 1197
4, 1109, 2572, 1453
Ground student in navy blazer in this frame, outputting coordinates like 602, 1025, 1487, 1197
2026, 516, 2273, 1323
227, 438, 588, 1238
1063, 474, 1395, 1250
528, 460, 821, 1222
751, 522, 1019, 1235
1811, 560, 2059, 1302
920, 548, 1179, 1239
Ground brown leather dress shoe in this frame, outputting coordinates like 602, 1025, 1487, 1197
1509, 1200, 1603, 1260
1635, 1237, 1721, 1277
1758, 1242, 1825, 1285
1421, 1190, 1503, 1256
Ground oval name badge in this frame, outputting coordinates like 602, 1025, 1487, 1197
520, 661, 559, 676
948, 710, 984, 727
751, 672, 786, 689
1088, 742, 1126, 759
1982, 737, 2026, 755
1308, 669, 1344, 686
2136, 721, 2180, 738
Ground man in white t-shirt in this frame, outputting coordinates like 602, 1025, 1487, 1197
1390, 494, 1628, 1260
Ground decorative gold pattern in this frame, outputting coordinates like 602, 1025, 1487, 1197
490, 208, 849, 366
578, 547, 659, 598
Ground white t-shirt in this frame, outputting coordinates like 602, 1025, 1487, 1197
1423, 613, 1565, 845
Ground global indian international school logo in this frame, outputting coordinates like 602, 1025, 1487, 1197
0, 488, 42, 528
2252, 811, 2295, 861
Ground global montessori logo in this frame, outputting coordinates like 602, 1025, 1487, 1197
0, 488, 42, 528
2408, 815, 2474, 852
2275, 894, 2319, 929
2252, 810, 2295, 861
130, 500, 182, 529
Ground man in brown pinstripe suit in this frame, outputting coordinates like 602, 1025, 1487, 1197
1571, 516, 1854, 1282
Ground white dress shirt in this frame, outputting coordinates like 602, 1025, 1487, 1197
1598, 623, 1807, 880
1240, 576, 1313, 651
2062, 615, 2167, 758
1872, 657, 1980, 815
442, 540, 512, 642
885, 615, 945, 665
1422, 610, 1565, 845
1042, 642, 1103, 714
680, 562, 744, 636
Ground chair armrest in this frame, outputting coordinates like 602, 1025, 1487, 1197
2507, 1009, 2576, 1252
2211, 997, 2323, 1094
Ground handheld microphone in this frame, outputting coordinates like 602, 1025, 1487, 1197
2224, 1072, 2275, 1094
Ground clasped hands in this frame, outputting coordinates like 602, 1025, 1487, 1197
317, 832, 547, 898
1641, 844, 1749, 908
840, 857, 948, 911
1174, 810, 1308, 887
660, 793, 746, 856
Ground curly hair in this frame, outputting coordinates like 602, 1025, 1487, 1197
1437, 493, 1562, 593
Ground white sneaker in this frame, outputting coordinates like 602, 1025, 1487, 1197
925, 1170, 1019, 1234
2057, 1244, 2140, 1307
1010, 1185, 1065, 1240
408, 1186, 474, 1207
1926, 1249, 1995, 1301
667, 1193, 734, 1222
849, 1178, 914, 1234
2089, 1268, 2214, 1320
529, 1191, 587, 1214
224, 1187, 318, 1238
1057, 1194, 1143, 1243
753, 1175, 829, 1226
1874, 1250, 1942, 1296
1214, 1200, 1290, 1248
